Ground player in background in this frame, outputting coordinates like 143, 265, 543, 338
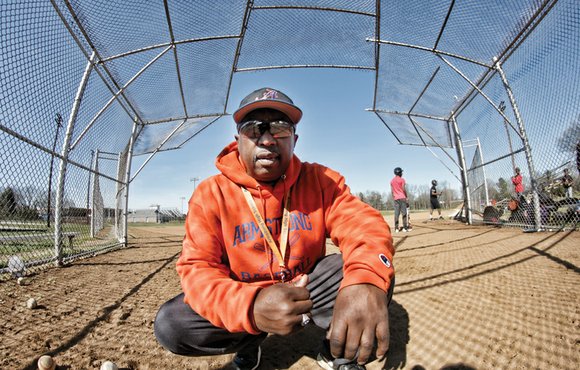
390, 167, 409, 232
430, 180, 444, 221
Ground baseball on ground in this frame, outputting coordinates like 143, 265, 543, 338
37, 355, 56, 370
26, 297, 37, 309
100, 360, 119, 370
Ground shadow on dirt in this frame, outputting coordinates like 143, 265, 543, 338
20, 251, 180, 370
245, 299, 411, 370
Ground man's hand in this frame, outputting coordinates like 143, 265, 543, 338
328, 284, 390, 365
253, 275, 312, 335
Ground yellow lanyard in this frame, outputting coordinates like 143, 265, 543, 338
241, 186, 291, 271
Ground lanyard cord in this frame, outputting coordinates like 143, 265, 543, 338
241, 186, 291, 271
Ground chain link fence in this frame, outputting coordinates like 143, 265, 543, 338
2, 1, 578, 279
373, 0, 579, 230
0, 1, 133, 279
457, 0, 579, 229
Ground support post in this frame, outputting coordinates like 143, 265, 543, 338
86, 149, 95, 225
477, 137, 490, 206
450, 114, 472, 224
47, 113, 63, 228
495, 59, 540, 229
115, 150, 122, 240
122, 118, 139, 245
54, 53, 94, 266
90, 149, 99, 238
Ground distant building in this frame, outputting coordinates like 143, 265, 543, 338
127, 208, 182, 223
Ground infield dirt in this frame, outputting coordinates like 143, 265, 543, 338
1, 212, 578, 369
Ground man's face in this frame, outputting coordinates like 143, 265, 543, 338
236, 108, 298, 183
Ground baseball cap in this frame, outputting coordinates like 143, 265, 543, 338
233, 87, 303, 124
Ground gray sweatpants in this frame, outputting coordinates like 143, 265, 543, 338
154, 253, 394, 356
393, 199, 408, 229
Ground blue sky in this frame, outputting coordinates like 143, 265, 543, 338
128, 68, 462, 211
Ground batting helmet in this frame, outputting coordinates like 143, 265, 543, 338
394, 167, 403, 176
432, 179, 438, 186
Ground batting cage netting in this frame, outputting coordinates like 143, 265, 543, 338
1, 0, 578, 278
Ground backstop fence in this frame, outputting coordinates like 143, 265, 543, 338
1, 0, 578, 279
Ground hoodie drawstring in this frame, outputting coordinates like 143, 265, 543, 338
281, 175, 289, 263
257, 185, 276, 282
242, 178, 291, 283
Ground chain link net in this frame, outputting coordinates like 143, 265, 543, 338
1, 0, 578, 278
457, 0, 579, 229
466, 142, 489, 216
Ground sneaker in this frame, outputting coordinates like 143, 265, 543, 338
402, 228, 408, 233
429, 217, 433, 221
394, 229, 399, 233
317, 351, 366, 370
439, 216, 444, 220
232, 345, 261, 370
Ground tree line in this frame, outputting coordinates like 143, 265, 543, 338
357, 181, 459, 211
0, 186, 76, 220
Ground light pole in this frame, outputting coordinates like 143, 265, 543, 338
190, 177, 200, 192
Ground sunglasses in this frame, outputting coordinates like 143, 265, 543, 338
237, 120, 295, 139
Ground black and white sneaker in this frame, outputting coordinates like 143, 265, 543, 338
232, 345, 261, 370
316, 342, 366, 370
317, 352, 366, 369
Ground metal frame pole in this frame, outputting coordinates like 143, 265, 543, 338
90, 149, 99, 238
122, 118, 139, 245
477, 137, 490, 206
114, 151, 122, 240
450, 114, 472, 224
425, 146, 462, 183
54, 53, 94, 266
495, 60, 541, 229
47, 113, 63, 228
499, 101, 517, 171
438, 55, 523, 140
86, 149, 95, 225
129, 118, 188, 182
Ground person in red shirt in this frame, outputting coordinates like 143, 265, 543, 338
511, 167, 524, 197
390, 167, 409, 232
154, 88, 395, 370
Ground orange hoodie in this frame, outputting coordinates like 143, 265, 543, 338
177, 141, 394, 334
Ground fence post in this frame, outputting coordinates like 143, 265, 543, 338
122, 117, 139, 245
451, 114, 472, 224
54, 53, 94, 266
90, 149, 99, 238
495, 59, 541, 230
477, 137, 490, 206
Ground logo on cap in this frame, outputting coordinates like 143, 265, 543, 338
233, 87, 303, 124
257, 88, 278, 101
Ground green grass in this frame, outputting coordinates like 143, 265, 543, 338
0, 222, 115, 268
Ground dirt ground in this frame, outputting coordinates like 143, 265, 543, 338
1, 211, 578, 370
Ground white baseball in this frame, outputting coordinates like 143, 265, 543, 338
17, 277, 26, 285
26, 297, 37, 309
37, 355, 56, 370
100, 361, 119, 370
